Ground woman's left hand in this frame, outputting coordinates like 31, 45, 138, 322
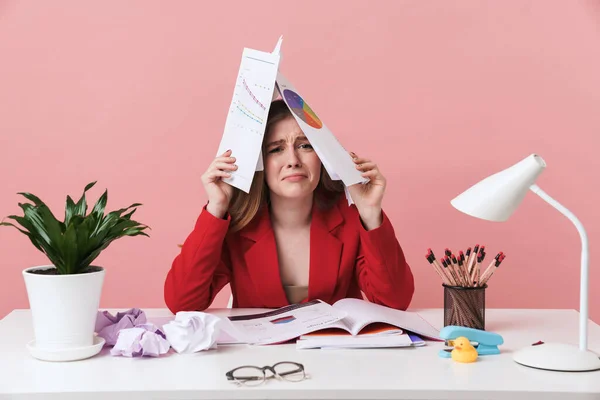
346, 152, 386, 230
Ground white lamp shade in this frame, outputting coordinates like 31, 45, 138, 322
450, 154, 546, 222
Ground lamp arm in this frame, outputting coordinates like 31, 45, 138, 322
529, 184, 589, 351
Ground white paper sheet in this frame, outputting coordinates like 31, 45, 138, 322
217, 46, 280, 193
254, 36, 284, 172
274, 73, 368, 195
225, 300, 347, 345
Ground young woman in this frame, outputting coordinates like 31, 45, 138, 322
164, 100, 414, 312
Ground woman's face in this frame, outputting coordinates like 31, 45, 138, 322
263, 117, 321, 200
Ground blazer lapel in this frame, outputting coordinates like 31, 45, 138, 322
307, 203, 344, 303
240, 206, 289, 307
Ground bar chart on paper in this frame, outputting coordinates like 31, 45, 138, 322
218, 48, 280, 193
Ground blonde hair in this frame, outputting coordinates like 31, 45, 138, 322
227, 100, 344, 232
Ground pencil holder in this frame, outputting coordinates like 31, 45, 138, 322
443, 284, 486, 330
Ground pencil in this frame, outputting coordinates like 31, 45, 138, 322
427, 249, 453, 284
477, 246, 486, 283
480, 254, 506, 285
426, 253, 442, 280
442, 257, 459, 286
471, 246, 485, 284
479, 252, 503, 283
453, 253, 467, 287
467, 244, 479, 276
425, 252, 450, 285
451, 254, 468, 287
464, 247, 472, 273
446, 255, 462, 286
458, 251, 471, 286
481, 252, 503, 281
459, 251, 466, 268
441, 257, 453, 285
462, 247, 472, 286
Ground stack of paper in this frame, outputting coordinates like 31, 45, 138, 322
296, 334, 421, 350
296, 324, 426, 350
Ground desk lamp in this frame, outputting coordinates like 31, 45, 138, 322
450, 153, 600, 372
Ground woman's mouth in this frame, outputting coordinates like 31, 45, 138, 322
283, 174, 307, 182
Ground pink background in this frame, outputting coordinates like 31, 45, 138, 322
1, 1, 599, 322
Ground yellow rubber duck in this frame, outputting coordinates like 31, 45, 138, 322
451, 336, 478, 363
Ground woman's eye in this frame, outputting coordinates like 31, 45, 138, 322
299, 143, 313, 150
268, 147, 283, 154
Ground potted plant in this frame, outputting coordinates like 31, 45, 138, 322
1, 181, 149, 361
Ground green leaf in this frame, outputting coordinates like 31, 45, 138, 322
108, 219, 146, 235
91, 189, 108, 218
19, 203, 52, 245
5, 212, 64, 269
71, 181, 98, 219
64, 195, 76, 228
0, 220, 44, 252
123, 229, 150, 237
61, 223, 78, 274
4, 214, 34, 234
73, 194, 87, 218
122, 204, 143, 220
122, 209, 136, 220
19, 200, 65, 233
38, 206, 66, 270
91, 203, 141, 237
16, 192, 45, 207
78, 247, 107, 271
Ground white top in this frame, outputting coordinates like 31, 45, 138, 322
1, 308, 600, 399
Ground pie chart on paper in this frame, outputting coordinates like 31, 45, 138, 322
283, 89, 323, 129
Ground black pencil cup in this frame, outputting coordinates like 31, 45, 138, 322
443, 284, 486, 330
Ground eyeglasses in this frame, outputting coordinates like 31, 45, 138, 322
225, 361, 308, 386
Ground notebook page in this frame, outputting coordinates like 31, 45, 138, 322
332, 298, 441, 339
331, 298, 401, 335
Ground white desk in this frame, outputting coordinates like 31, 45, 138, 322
1, 308, 600, 400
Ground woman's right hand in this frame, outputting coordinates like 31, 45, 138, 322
201, 149, 237, 218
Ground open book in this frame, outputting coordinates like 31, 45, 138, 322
223, 298, 440, 346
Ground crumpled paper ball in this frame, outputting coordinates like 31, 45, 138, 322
95, 308, 147, 346
110, 323, 171, 357
163, 311, 222, 353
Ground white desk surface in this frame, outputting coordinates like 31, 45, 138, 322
1, 307, 600, 400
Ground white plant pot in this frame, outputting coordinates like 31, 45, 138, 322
22, 265, 106, 361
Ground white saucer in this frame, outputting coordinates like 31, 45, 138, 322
27, 336, 106, 362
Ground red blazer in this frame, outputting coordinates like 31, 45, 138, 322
164, 198, 415, 313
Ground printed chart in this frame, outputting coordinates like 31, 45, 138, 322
218, 48, 280, 193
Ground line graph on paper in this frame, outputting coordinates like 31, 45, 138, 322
217, 48, 280, 193
229, 66, 275, 135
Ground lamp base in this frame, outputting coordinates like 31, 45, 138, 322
513, 343, 600, 372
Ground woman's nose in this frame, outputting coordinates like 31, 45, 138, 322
285, 149, 302, 168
